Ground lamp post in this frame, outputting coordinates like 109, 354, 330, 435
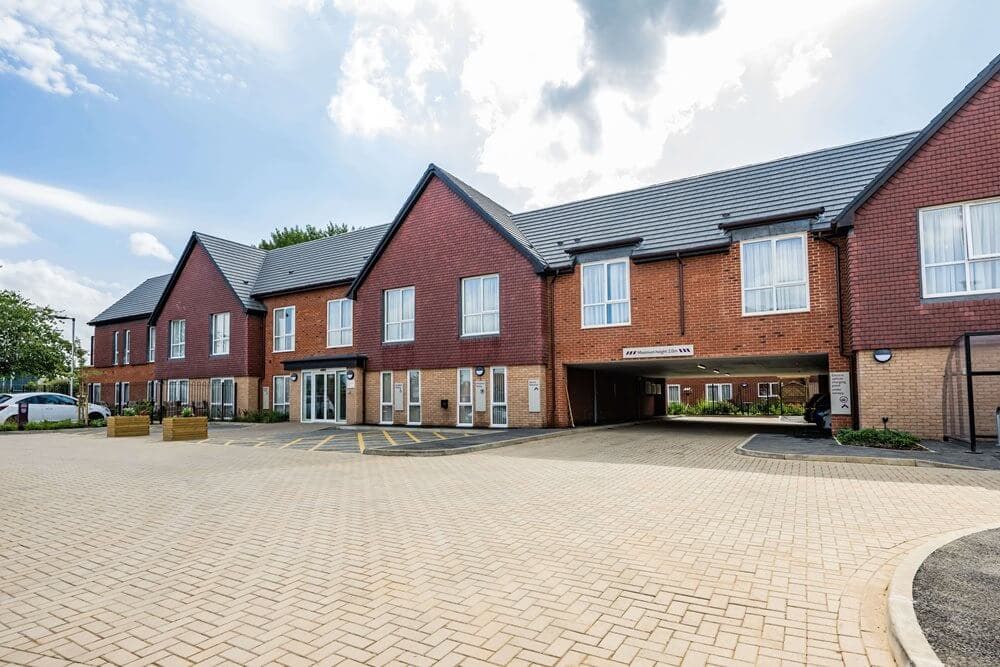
53, 315, 77, 398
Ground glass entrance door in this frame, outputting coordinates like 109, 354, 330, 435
302, 370, 347, 422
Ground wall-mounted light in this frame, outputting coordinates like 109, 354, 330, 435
290, 373, 299, 382
873, 349, 893, 363
696, 364, 707, 370
712, 369, 721, 374
475, 366, 486, 377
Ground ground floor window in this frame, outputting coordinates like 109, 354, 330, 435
88, 383, 101, 404
407, 370, 421, 425
146, 380, 161, 404
167, 379, 189, 404
667, 384, 681, 404
457, 368, 473, 427
758, 382, 780, 398
490, 367, 508, 427
380, 371, 393, 424
114, 382, 129, 407
273, 376, 290, 414
210, 378, 235, 420
705, 383, 732, 402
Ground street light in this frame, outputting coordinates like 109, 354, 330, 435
53, 314, 76, 399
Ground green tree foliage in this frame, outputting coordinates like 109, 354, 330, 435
0, 290, 71, 380
257, 222, 351, 250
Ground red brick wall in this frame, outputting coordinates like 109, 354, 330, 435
354, 176, 549, 371
849, 72, 1000, 350
552, 236, 847, 426
91, 317, 150, 368
153, 242, 263, 380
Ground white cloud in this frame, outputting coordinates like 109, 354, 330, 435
0, 174, 159, 228
327, 28, 406, 137
774, 39, 832, 100
0, 15, 109, 97
181, 0, 329, 51
128, 232, 174, 262
0, 201, 37, 246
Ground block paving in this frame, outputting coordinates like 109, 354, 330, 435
3, 422, 1000, 665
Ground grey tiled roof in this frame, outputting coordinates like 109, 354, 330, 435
252, 224, 389, 297
88, 274, 170, 325
194, 232, 267, 311
510, 132, 919, 268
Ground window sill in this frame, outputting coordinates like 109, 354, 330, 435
741, 307, 810, 317
460, 332, 501, 340
327, 343, 354, 349
382, 339, 414, 346
581, 321, 632, 330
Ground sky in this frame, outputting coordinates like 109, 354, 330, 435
0, 0, 998, 348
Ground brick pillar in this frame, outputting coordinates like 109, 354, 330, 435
346, 367, 364, 425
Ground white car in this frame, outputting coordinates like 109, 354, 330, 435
0, 392, 111, 424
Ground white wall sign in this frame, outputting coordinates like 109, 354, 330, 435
527, 378, 541, 413
393, 383, 404, 411
830, 372, 852, 415
474, 380, 487, 412
622, 344, 694, 360
262, 386, 270, 410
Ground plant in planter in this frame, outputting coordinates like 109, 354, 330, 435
106, 406, 150, 437
163, 407, 208, 441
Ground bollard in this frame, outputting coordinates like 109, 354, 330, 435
17, 402, 28, 431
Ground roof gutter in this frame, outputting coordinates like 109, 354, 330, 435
631, 241, 730, 264
717, 206, 825, 231
251, 277, 354, 301
561, 236, 643, 255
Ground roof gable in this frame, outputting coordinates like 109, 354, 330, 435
346, 165, 548, 298
834, 52, 1000, 228
87, 274, 171, 326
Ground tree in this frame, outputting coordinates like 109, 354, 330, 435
257, 222, 352, 250
0, 290, 71, 380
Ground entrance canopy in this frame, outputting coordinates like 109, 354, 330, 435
568, 352, 828, 378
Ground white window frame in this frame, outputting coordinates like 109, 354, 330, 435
383, 287, 415, 343
123, 330, 131, 365
147, 326, 155, 363
209, 377, 235, 420
461, 274, 500, 337
457, 368, 473, 427
580, 258, 631, 328
740, 232, 810, 317
705, 383, 733, 402
113, 331, 119, 366
169, 320, 186, 359
272, 307, 295, 352
89, 383, 101, 404
489, 366, 508, 428
379, 371, 394, 425
919, 197, 1000, 298
758, 382, 780, 398
407, 370, 421, 426
272, 375, 291, 415
210, 313, 230, 356
667, 384, 682, 405
327, 299, 353, 348
167, 379, 189, 404
114, 381, 130, 406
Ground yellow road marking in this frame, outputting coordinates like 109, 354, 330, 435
382, 430, 398, 446
405, 431, 420, 443
433, 431, 446, 440
198, 438, 211, 444
253, 440, 271, 448
280, 437, 303, 450
310, 435, 334, 451
357, 431, 365, 453
223, 440, 233, 446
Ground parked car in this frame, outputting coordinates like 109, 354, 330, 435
804, 393, 831, 429
0, 392, 110, 424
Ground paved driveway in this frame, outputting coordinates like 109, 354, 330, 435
3, 422, 1000, 666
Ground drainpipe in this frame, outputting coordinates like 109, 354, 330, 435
676, 252, 685, 336
818, 233, 859, 429
546, 273, 557, 428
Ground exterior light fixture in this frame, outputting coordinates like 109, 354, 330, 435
873, 349, 893, 363
475, 366, 486, 376
696, 364, 707, 370
712, 369, 721, 374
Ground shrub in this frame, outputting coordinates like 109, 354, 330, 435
667, 402, 688, 415
121, 407, 138, 417
24, 420, 79, 431
836, 427, 923, 450
0, 421, 15, 431
180, 407, 195, 417
90, 418, 106, 428
235, 409, 289, 423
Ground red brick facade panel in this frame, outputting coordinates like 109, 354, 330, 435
353, 176, 549, 371
91, 317, 150, 369
153, 242, 263, 380
849, 72, 1000, 350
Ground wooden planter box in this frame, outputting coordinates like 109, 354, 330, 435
163, 416, 209, 441
106, 415, 150, 437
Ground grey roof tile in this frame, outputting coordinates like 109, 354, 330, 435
510, 132, 919, 268
193, 232, 267, 311
88, 274, 170, 325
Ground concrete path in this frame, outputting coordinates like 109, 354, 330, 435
4, 421, 1000, 665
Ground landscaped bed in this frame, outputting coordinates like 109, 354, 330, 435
836, 427, 926, 450
1, 419, 105, 432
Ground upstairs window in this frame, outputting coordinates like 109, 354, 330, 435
123, 330, 131, 365
384, 287, 414, 342
920, 199, 1000, 298
327, 299, 353, 347
169, 320, 186, 359
211, 313, 230, 355
461, 274, 500, 336
273, 306, 295, 352
581, 259, 630, 327
741, 233, 809, 315
112, 331, 119, 365
147, 326, 155, 362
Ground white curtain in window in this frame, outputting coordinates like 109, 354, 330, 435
607, 261, 628, 324
582, 264, 604, 325
774, 237, 806, 311
972, 260, 1000, 291
969, 202, 1000, 256
463, 280, 482, 334
742, 240, 773, 313
482, 276, 499, 332
922, 206, 967, 295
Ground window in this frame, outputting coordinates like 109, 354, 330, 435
758, 382, 780, 398
113, 331, 119, 365
461, 275, 500, 336
581, 259, 630, 327
490, 367, 508, 427
380, 371, 393, 424
273, 376, 291, 414
88, 383, 101, 404
741, 233, 809, 315
169, 320, 186, 359
114, 381, 130, 406
273, 307, 295, 352
667, 384, 681, 405
407, 370, 421, 425
327, 299, 353, 347
384, 287, 415, 342
210, 378, 235, 420
209, 313, 230, 355
89, 336, 94, 363
920, 199, 1000, 298
705, 383, 732, 402
457, 368, 473, 427
123, 330, 131, 365
167, 379, 189, 404
147, 326, 155, 362
146, 380, 157, 403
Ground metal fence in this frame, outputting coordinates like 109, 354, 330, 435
944, 331, 1000, 451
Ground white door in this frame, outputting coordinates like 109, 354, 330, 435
490, 367, 508, 427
